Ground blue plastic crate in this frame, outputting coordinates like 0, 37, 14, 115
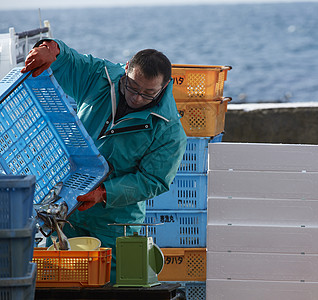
146, 174, 207, 210
0, 175, 35, 229
185, 282, 206, 300
159, 281, 206, 300
178, 134, 223, 173
0, 68, 109, 219
141, 210, 207, 247
0, 262, 36, 300
0, 217, 36, 278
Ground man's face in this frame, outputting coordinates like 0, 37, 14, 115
124, 66, 164, 109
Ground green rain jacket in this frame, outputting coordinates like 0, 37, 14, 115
50, 40, 187, 237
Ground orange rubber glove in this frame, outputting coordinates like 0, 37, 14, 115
21, 40, 60, 77
77, 184, 107, 211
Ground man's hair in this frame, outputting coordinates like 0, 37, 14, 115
128, 49, 171, 85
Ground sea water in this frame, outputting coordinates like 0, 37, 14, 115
1, 2, 317, 103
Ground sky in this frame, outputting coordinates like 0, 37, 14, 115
1, 0, 318, 10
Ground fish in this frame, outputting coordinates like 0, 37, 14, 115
36, 201, 73, 251
34, 180, 72, 250
46, 201, 68, 219
36, 201, 69, 225
34, 182, 63, 210
52, 217, 71, 250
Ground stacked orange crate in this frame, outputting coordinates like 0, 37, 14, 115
171, 64, 232, 137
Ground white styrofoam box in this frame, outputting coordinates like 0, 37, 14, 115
207, 251, 318, 281
206, 279, 318, 300
208, 143, 318, 172
207, 197, 318, 226
208, 170, 318, 199
207, 224, 318, 253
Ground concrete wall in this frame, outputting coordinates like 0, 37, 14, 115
222, 103, 318, 144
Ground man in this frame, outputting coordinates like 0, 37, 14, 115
22, 40, 187, 282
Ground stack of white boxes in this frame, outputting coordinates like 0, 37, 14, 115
207, 142, 318, 300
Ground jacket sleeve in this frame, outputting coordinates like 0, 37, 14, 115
50, 39, 110, 107
103, 122, 187, 208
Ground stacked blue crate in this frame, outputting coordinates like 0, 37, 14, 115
0, 175, 37, 300
142, 135, 222, 299
143, 134, 222, 248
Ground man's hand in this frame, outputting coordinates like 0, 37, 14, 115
21, 41, 60, 77
77, 185, 107, 211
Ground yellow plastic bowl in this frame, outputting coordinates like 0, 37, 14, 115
47, 237, 101, 251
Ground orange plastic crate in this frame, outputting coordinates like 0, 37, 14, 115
32, 247, 111, 288
158, 248, 206, 281
177, 98, 230, 137
172, 64, 231, 101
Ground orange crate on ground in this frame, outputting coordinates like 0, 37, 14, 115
158, 248, 206, 281
177, 98, 230, 137
32, 247, 111, 288
171, 64, 231, 101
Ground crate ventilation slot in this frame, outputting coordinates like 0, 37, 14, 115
32, 87, 67, 113
63, 172, 96, 191
0, 69, 22, 84
53, 123, 88, 147
187, 74, 206, 98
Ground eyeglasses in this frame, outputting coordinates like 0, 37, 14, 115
125, 76, 170, 101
